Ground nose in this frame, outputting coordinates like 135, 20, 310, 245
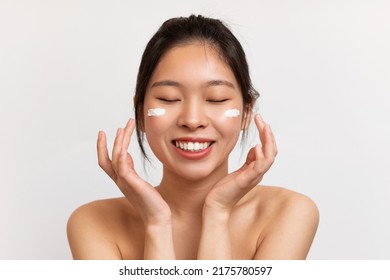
177, 98, 209, 130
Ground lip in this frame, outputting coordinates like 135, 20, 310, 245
173, 137, 215, 142
171, 137, 215, 160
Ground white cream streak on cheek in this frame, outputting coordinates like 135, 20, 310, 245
224, 109, 240, 118
147, 108, 166, 117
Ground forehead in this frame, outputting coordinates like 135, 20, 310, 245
148, 43, 239, 89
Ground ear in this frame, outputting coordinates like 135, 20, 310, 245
241, 106, 252, 130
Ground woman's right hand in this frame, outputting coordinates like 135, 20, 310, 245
97, 118, 171, 226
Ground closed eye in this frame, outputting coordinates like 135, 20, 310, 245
207, 99, 229, 103
157, 98, 180, 103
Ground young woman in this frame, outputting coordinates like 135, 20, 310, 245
67, 15, 319, 260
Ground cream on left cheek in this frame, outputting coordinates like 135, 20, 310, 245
224, 108, 240, 118
147, 108, 166, 117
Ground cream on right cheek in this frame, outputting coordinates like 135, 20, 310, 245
147, 108, 166, 117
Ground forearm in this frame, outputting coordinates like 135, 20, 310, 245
197, 209, 232, 259
144, 222, 176, 259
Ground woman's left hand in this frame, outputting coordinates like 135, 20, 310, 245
204, 114, 278, 213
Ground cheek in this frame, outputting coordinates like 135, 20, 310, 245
207, 106, 243, 130
208, 107, 243, 150
143, 106, 179, 157
144, 112, 172, 137
144, 115, 170, 160
144, 102, 170, 129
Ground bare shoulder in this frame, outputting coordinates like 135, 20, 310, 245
67, 197, 137, 259
249, 186, 319, 259
68, 197, 134, 223
240, 185, 318, 216
254, 185, 318, 216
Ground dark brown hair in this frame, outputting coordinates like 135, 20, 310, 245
134, 14, 259, 158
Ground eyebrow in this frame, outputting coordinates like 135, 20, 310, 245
150, 80, 183, 88
205, 80, 235, 89
150, 79, 235, 89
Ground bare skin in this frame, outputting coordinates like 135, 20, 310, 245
67, 44, 319, 259
67, 186, 318, 259
67, 117, 318, 259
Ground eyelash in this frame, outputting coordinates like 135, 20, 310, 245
157, 98, 229, 103
207, 99, 229, 103
157, 98, 180, 103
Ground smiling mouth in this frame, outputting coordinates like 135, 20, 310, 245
172, 140, 214, 152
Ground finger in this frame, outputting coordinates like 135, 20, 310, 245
254, 114, 277, 164
235, 146, 264, 189
254, 114, 267, 146
122, 118, 135, 152
245, 146, 257, 165
97, 131, 117, 181
117, 146, 142, 193
125, 151, 135, 170
118, 147, 130, 181
239, 144, 263, 175
271, 126, 278, 155
253, 143, 266, 172
236, 147, 255, 173
111, 127, 124, 173
263, 125, 278, 161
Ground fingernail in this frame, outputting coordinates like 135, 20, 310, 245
98, 131, 102, 139
116, 128, 121, 136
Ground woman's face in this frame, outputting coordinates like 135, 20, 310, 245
143, 43, 247, 180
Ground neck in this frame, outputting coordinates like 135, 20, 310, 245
156, 162, 228, 219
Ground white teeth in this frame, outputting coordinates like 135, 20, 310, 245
174, 141, 211, 152
194, 142, 200, 150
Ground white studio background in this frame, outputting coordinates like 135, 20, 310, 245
0, 0, 389, 259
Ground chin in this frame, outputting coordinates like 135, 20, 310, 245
171, 163, 224, 182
